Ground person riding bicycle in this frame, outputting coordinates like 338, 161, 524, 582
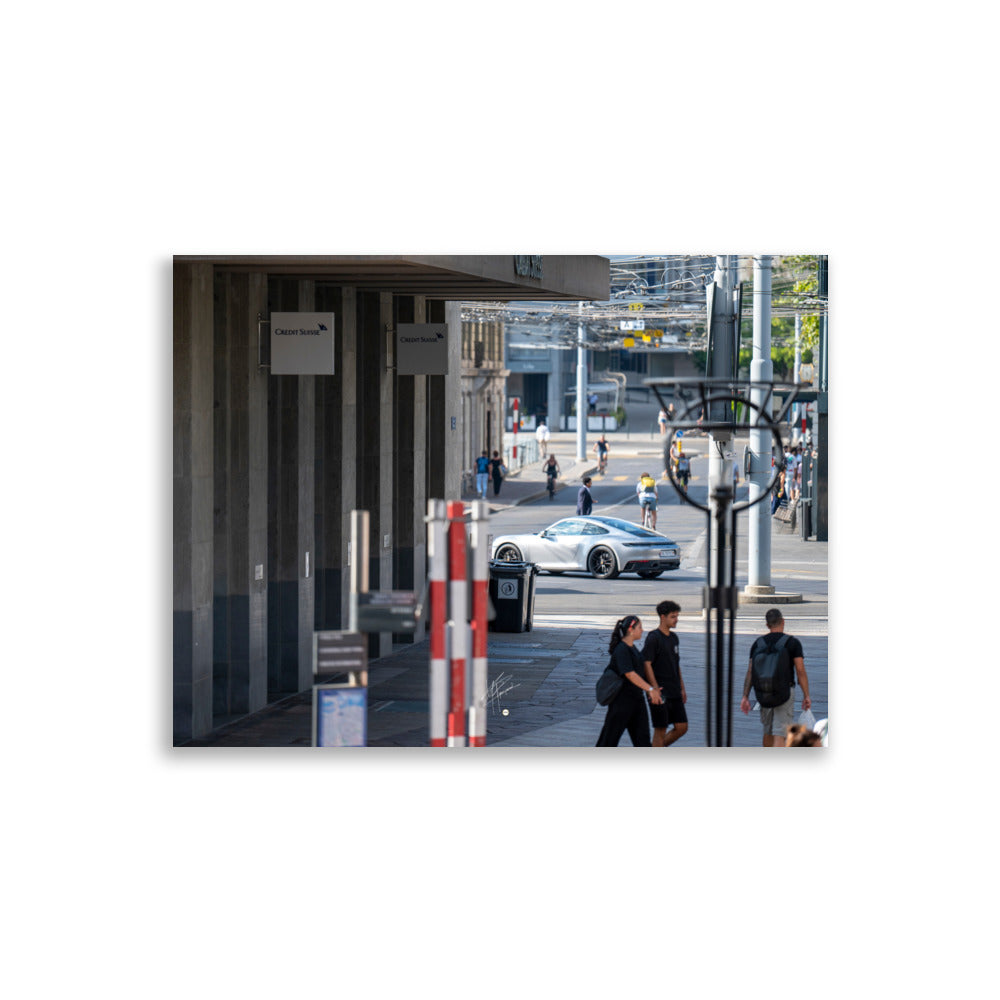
636, 472, 658, 529
543, 455, 560, 499
593, 435, 610, 474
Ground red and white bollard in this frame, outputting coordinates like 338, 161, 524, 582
512, 397, 519, 460
446, 500, 468, 747
427, 499, 448, 747
468, 500, 490, 746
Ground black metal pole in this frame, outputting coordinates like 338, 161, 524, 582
727, 500, 737, 747
704, 506, 712, 747
715, 500, 725, 746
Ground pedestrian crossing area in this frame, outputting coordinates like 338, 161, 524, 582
530, 612, 829, 636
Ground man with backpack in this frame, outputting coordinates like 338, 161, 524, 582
740, 608, 812, 747
474, 450, 490, 500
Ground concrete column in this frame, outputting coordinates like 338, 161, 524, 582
173, 260, 214, 742
339, 287, 358, 629
218, 271, 268, 716
266, 278, 316, 696
314, 284, 344, 632
425, 300, 447, 500
547, 346, 563, 433
444, 301, 463, 498
393, 295, 428, 642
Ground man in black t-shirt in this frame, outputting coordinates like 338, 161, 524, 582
641, 600, 688, 747
740, 608, 812, 748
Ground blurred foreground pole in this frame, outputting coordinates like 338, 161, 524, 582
446, 500, 467, 746
468, 500, 489, 746
427, 500, 448, 746
576, 301, 587, 460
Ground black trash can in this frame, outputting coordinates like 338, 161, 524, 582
799, 498, 812, 540
488, 560, 539, 632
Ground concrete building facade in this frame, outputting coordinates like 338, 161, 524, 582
173, 255, 608, 744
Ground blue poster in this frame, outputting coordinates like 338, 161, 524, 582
315, 686, 367, 747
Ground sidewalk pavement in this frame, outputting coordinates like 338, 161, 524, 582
182, 428, 827, 749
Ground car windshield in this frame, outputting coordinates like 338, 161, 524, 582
591, 517, 660, 538
545, 519, 587, 536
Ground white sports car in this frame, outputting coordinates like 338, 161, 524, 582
491, 515, 682, 580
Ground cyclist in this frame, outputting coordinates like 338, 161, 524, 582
593, 435, 610, 475
543, 454, 560, 500
636, 472, 658, 529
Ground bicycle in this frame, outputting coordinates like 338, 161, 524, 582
546, 473, 558, 500
596, 452, 608, 475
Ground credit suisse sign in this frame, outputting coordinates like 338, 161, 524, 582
513, 255, 543, 279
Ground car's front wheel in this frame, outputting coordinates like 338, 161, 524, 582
494, 544, 523, 562
588, 546, 619, 580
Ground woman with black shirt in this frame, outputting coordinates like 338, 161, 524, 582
595, 614, 662, 747
489, 450, 506, 496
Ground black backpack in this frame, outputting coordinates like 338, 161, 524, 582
751, 635, 792, 707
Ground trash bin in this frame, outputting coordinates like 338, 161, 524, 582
488, 560, 539, 632
799, 498, 812, 539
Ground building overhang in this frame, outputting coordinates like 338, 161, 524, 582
174, 255, 609, 302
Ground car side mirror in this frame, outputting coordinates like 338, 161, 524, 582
539, 530, 549, 539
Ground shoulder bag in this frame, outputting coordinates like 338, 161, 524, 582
595, 661, 624, 706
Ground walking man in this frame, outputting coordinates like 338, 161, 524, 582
535, 420, 550, 461
577, 476, 596, 515
474, 450, 490, 500
641, 600, 688, 747
740, 609, 812, 748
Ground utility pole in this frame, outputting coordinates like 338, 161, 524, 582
815, 255, 829, 541
792, 313, 802, 437
576, 301, 587, 461
745, 255, 774, 598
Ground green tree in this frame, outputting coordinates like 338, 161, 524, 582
771, 255, 821, 353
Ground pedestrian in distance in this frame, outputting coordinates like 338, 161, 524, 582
535, 420, 550, 462
770, 469, 789, 515
474, 450, 490, 500
641, 600, 688, 747
588, 391, 599, 415
577, 476, 596, 515
636, 472, 658, 529
595, 614, 662, 747
593, 434, 609, 474
543, 454, 560, 500
675, 447, 691, 493
658, 408, 668, 435
790, 445, 802, 503
740, 609, 812, 748
489, 450, 506, 497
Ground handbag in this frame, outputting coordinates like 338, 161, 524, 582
595, 663, 624, 706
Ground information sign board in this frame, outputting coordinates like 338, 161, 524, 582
270, 312, 335, 375
356, 591, 418, 632
397, 324, 448, 375
313, 631, 367, 675
313, 685, 367, 747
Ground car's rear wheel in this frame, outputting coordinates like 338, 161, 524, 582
588, 546, 619, 580
494, 544, 523, 562
638, 570, 664, 579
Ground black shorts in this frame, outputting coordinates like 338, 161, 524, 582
648, 696, 687, 729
